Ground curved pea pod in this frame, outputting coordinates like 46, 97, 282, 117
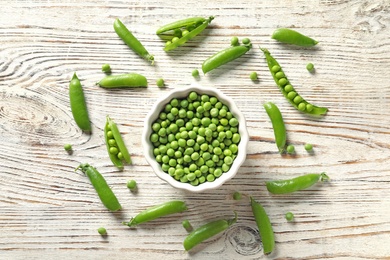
160, 16, 214, 52
76, 163, 121, 211
272, 28, 318, 47
69, 73, 91, 131
114, 18, 154, 64
183, 211, 237, 251
202, 43, 252, 74
123, 200, 187, 227
97, 73, 147, 88
105, 116, 131, 169
261, 48, 328, 115
263, 102, 286, 153
250, 197, 274, 255
156, 17, 207, 34
266, 172, 330, 194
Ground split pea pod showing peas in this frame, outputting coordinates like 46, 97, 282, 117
272, 28, 318, 47
105, 116, 131, 169
263, 102, 286, 153
76, 163, 121, 211
97, 73, 147, 88
156, 16, 214, 52
266, 172, 330, 194
183, 211, 237, 251
261, 48, 328, 115
69, 73, 91, 131
123, 200, 187, 227
202, 40, 252, 74
250, 197, 275, 255
114, 18, 154, 64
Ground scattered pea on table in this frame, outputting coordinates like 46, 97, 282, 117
101, 63, 111, 73
191, 69, 200, 77
304, 143, 313, 151
306, 62, 315, 72
285, 212, 294, 221
156, 78, 165, 87
64, 144, 72, 152
286, 145, 295, 154
250, 71, 258, 81
98, 227, 107, 235
127, 180, 137, 191
233, 191, 242, 200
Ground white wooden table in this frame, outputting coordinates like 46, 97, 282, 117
1, 1, 390, 259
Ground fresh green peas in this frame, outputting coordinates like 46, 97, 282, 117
261, 48, 327, 115
101, 63, 111, 73
202, 40, 252, 74
114, 18, 154, 64
156, 78, 165, 87
304, 143, 313, 151
127, 179, 137, 191
105, 116, 131, 169
192, 69, 199, 77
264, 102, 286, 153
286, 145, 295, 154
76, 164, 121, 211
182, 219, 193, 232
250, 71, 258, 81
69, 73, 91, 132
271, 28, 318, 47
250, 197, 275, 255
306, 62, 315, 72
123, 200, 187, 227
157, 17, 214, 52
242, 38, 250, 45
230, 36, 239, 46
64, 144, 72, 152
266, 172, 329, 194
183, 212, 237, 251
98, 227, 107, 235
98, 73, 148, 88
285, 212, 294, 221
233, 191, 242, 200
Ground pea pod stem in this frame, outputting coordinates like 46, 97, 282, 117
266, 172, 329, 194
97, 73, 148, 88
183, 211, 237, 251
76, 163, 121, 211
263, 102, 286, 153
261, 48, 327, 115
123, 200, 187, 227
114, 18, 154, 64
69, 73, 91, 131
272, 28, 318, 47
202, 43, 252, 74
156, 17, 207, 34
250, 197, 275, 255
163, 16, 214, 52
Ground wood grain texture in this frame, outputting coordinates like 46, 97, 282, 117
1, 0, 390, 259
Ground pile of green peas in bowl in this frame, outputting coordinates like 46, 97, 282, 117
142, 85, 249, 192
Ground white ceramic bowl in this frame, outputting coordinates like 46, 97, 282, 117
142, 84, 249, 192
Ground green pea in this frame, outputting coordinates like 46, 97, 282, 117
107, 131, 114, 139
206, 174, 215, 182
109, 147, 118, 155
98, 227, 107, 235
214, 168, 223, 177
230, 36, 239, 46
64, 144, 72, 151
284, 84, 294, 92
242, 38, 250, 44
285, 212, 294, 221
286, 145, 295, 154
298, 102, 306, 111
278, 78, 288, 86
306, 63, 314, 72
304, 143, 313, 151
198, 176, 206, 183
127, 180, 137, 191
275, 71, 285, 79
250, 72, 258, 81
102, 64, 111, 73
287, 91, 297, 100
271, 65, 280, 73
293, 95, 303, 104
233, 191, 242, 200
156, 78, 165, 87
192, 69, 199, 77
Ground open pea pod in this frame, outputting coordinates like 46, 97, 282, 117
157, 16, 214, 52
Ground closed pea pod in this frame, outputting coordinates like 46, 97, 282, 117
202, 42, 252, 74
123, 200, 187, 227
266, 172, 329, 194
105, 116, 131, 169
272, 28, 318, 47
261, 48, 327, 115
76, 163, 121, 211
114, 18, 154, 64
98, 73, 147, 88
183, 211, 237, 251
250, 197, 274, 255
263, 102, 286, 153
69, 73, 91, 131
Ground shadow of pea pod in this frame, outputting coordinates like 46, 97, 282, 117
225, 224, 262, 256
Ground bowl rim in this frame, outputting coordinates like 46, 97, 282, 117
142, 83, 249, 192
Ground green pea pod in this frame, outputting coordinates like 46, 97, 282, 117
272, 28, 318, 47
76, 163, 121, 211
163, 16, 214, 52
266, 172, 330, 194
261, 48, 328, 115
250, 197, 275, 255
263, 102, 286, 153
69, 73, 91, 131
104, 116, 131, 169
202, 43, 252, 74
123, 200, 187, 227
114, 18, 154, 64
156, 17, 207, 34
97, 73, 148, 88
183, 211, 237, 251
